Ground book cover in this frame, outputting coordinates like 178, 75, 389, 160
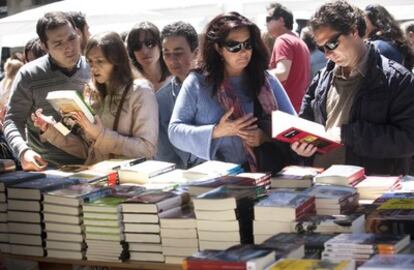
267, 258, 354, 270
89, 157, 146, 171
314, 164, 365, 186
43, 183, 111, 206
184, 160, 243, 179
187, 175, 257, 196
193, 186, 256, 211
271, 166, 323, 188
254, 191, 315, 221
373, 192, 414, 205
7, 176, 79, 200
366, 208, 414, 238
260, 233, 305, 259
292, 213, 365, 234
118, 160, 175, 184
0, 171, 45, 192
122, 190, 189, 213
46, 90, 95, 122
359, 254, 414, 270
272, 110, 342, 154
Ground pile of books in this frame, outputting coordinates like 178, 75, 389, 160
193, 186, 255, 250
7, 176, 78, 256
43, 183, 111, 259
302, 185, 359, 215
266, 258, 355, 270
117, 160, 175, 185
313, 165, 365, 187
355, 176, 401, 200
253, 190, 315, 243
359, 254, 414, 270
122, 190, 189, 262
271, 165, 324, 189
159, 206, 198, 264
322, 233, 410, 263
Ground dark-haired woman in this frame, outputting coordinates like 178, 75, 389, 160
364, 4, 414, 70
168, 12, 295, 172
126, 22, 170, 91
33, 32, 158, 165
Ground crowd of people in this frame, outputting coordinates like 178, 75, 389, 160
0, 0, 414, 177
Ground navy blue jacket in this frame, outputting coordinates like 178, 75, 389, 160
300, 44, 414, 175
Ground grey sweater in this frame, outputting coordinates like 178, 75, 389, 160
4, 55, 90, 166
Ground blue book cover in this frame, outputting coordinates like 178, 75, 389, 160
0, 171, 45, 191
7, 176, 79, 200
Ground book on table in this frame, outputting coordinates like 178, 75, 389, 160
183, 160, 243, 179
272, 110, 342, 154
117, 160, 175, 184
359, 254, 414, 270
313, 164, 365, 186
183, 244, 275, 270
0, 171, 45, 192
271, 165, 324, 188
266, 258, 354, 270
122, 190, 190, 213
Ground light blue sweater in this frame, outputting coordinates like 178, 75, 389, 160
168, 71, 296, 164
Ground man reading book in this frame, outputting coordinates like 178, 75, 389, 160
3, 12, 90, 171
291, 1, 414, 175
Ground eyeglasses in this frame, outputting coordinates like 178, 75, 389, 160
223, 39, 252, 53
318, 32, 342, 52
266, 16, 275, 23
131, 39, 156, 51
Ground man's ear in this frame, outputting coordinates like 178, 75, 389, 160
40, 41, 48, 52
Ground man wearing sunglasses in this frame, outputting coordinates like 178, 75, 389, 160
291, 1, 414, 175
266, 2, 310, 113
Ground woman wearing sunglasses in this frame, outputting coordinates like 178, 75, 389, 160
127, 22, 170, 91
32, 32, 158, 165
169, 12, 295, 172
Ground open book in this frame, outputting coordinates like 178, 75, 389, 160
46, 90, 95, 135
272, 110, 342, 154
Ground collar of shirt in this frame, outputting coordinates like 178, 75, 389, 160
171, 76, 182, 100
48, 55, 82, 77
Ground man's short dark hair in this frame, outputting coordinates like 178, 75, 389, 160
66, 11, 87, 34
310, 0, 366, 38
267, 2, 294, 30
36, 11, 77, 45
161, 21, 198, 52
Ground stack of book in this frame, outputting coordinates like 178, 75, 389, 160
117, 160, 175, 184
83, 185, 144, 262
183, 160, 243, 179
302, 185, 359, 215
253, 190, 315, 243
359, 254, 414, 270
355, 176, 401, 200
366, 195, 414, 238
260, 233, 306, 259
0, 171, 45, 253
266, 258, 355, 270
183, 244, 276, 270
6, 176, 78, 256
271, 165, 324, 189
121, 190, 189, 262
193, 186, 255, 250
186, 175, 264, 197
236, 172, 271, 192
144, 169, 192, 190
313, 165, 365, 187
159, 206, 198, 264
43, 183, 111, 259
322, 233, 410, 263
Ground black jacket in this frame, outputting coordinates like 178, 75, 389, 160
300, 44, 414, 175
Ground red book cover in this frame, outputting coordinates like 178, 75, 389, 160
272, 111, 342, 154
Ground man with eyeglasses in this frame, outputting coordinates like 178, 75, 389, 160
291, 1, 414, 175
155, 21, 202, 168
266, 2, 311, 112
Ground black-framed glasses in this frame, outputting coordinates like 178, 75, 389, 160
266, 16, 275, 23
223, 39, 252, 53
131, 39, 156, 51
318, 32, 342, 52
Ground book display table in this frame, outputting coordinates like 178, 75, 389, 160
1, 254, 182, 270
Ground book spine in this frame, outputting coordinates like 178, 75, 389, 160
183, 260, 246, 270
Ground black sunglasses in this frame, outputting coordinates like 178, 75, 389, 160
223, 39, 252, 53
132, 39, 156, 51
266, 16, 275, 23
318, 32, 342, 52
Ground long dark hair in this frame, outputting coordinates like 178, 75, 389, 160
126, 22, 169, 83
198, 12, 269, 97
85, 32, 133, 110
365, 4, 414, 70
